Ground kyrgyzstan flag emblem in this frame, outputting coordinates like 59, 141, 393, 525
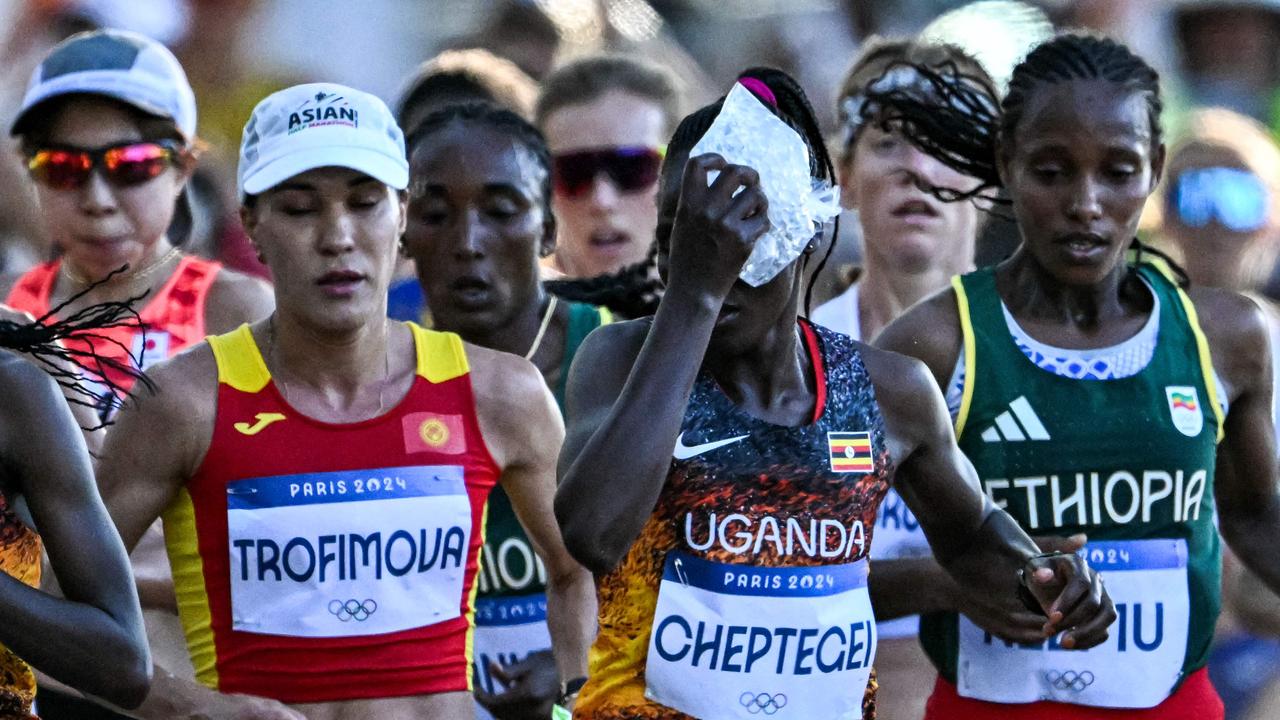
402, 412, 466, 455
828, 431, 873, 474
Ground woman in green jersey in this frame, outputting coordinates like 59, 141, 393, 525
870, 32, 1280, 720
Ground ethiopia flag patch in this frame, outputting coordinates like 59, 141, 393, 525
828, 431, 873, 473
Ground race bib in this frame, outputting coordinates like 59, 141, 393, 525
472, 593, 552, 720
645, 552, 875, 720
227, 465, 472, 638
958, 539, 1189, 708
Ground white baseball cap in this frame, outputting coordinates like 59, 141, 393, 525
10, 28, 196, 140
237, 83, 409, 200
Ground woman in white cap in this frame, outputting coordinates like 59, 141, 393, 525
4, 28, 273, 720
94, 82, 594, 720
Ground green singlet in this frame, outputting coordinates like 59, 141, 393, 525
920, 262, 1223, 709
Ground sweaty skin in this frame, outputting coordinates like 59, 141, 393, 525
95, 170, 590, 720
0, 350, 150, 708
556, 151, 1115, 659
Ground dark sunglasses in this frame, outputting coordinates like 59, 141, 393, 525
27, 140, 185, 190
552, 145, 665, 198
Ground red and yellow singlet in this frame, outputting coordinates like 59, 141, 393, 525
163, 323, 499, 703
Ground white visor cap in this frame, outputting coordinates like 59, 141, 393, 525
238, 82, 408, 199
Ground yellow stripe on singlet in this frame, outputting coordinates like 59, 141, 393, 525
209, 324, 271, 392
162, 487, 220, 688
463, 497, 492, 692
409, 322, 469, 383
951, 276, 978, 438
1173, 287, 1226, 443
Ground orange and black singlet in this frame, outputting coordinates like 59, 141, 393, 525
4, 256, 221, 418
576, 321, 894, 720
163, 323, 499, 703
0, 492, 40, 719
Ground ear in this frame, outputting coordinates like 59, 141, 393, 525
996, 143, 1013, 191
395, 189, 410, 237
538, 210, 557, 258
1149, 142, 1167, 192
838, 155, 858, 211
239, 204, 266, 263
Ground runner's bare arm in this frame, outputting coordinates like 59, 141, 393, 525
0, 354, 149, 706
862, 343, 1116, 649
472, 346, 594, 693
94, 347, 304, 720
1195, 289, 1280, 595
556, 156, 769, 573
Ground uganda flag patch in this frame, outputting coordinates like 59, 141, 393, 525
828, 431, 873, 473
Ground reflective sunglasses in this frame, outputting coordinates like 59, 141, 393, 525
1169, 166, 1269, 233
552, 145, 664, 198
27, 140, 184, 190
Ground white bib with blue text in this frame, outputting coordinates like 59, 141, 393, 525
644, 552, 876, 719
226, 465, 472, 638
472, 593, 553, 720
957, 539, 1190, 708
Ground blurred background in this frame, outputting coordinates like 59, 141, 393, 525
5, 2, 1280, 719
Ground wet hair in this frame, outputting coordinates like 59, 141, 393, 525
861, 33, 1162, 203
405, 103, 553, 219
660, 67, 838, 315
861, 33, 1183, 283
8, 269, 154, 429
835, 36, 996, 165
535, 54, 683, 134
394, 49, 539, 136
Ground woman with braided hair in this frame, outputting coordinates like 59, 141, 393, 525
556, 66, 1113, 720
402, 102, 603, 720
870, 32, 1280, 719
0, 294, 152, 716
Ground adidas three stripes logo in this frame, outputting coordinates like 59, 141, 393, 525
980, 396, 1051, 442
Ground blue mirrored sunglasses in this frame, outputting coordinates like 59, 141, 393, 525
1170, 166, 1269, 233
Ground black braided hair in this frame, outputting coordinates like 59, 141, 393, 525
11, 267, 154, 429
861, 33, 1163, 203
660, 67, 840, 316
405, 103, 553, 219
861, 33, 1185, 285
545, 243, 664, 319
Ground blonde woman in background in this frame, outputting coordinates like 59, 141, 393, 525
1155, 107, 1280, 720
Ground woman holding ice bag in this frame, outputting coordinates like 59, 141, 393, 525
555, 67, 1114, 720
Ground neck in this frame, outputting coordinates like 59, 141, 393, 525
858, 259, 960, 339
1001, 247, 1133, 328
270, 312, 391, 398
455, 288, 550, 358
706, 301, 810, 413
60, 241, 180, 303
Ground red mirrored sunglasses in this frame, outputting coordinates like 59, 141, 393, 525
27, 140, 185, 190
552, 145, 665, 198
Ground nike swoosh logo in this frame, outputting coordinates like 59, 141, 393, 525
234, 412, 287, 436
672, 432, 749, 460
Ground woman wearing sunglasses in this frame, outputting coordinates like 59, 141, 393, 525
1157, 107, 1280, 720
535, 55, 680, 282
5, 28, 272, 720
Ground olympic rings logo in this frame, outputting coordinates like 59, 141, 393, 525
1044, 670, 1095, 692
739, 692, 788, 715
328, 598, 378, 622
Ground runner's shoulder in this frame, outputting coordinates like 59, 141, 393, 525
571, 316, 649, 370
127, 339, 219, 422
1186, 285, 1271, 397
462, 341, 554, 411
873, 285, 963, 386
205, 266, 274, 335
